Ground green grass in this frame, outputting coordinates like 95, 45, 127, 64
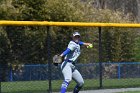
103, 78, 140, 88
1, 78, 140, 93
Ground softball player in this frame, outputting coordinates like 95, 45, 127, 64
59, 32, 92, 93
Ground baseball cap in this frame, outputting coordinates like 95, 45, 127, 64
73, 32, 80, 37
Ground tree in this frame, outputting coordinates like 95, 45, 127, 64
0, 0, 137, 65
94, 9, 136, 62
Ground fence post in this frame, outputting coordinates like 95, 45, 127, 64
118, 63, 121, 79
0, 75, 1, 93
99, 27, 103, 88
9, 64, 13, 81
47, 26, 52, 93
0, 64, 1, 93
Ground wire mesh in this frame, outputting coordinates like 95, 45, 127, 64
1, 63, 140, 93
0, 26, 140, 93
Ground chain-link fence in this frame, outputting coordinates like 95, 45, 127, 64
0, 25, 140, 93
1, 0, 140, 92
0, 23, 140, 93
1, 62, 140, 93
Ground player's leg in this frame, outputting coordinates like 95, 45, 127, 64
72, 69, 84, 93
60, 62, 72, 93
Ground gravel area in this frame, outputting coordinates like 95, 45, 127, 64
53, 87, 140, 93
79, 88, 140, 93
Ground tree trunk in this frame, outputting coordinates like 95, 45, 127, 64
137, 0, 140, 22
94, 0, 139, 22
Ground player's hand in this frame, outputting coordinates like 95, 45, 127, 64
86, 43, 92, 46
87, 43, 93, 48
84, 43, 93, 48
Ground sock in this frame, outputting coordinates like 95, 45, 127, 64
73, 84, 82, 93
60, 81, 69, 93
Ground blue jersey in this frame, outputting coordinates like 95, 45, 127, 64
64, 41, 83, 63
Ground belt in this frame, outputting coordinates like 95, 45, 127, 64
64, 59, 76, 65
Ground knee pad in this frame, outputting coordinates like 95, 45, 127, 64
65, 78, 72, 82
78, 81, 84, 87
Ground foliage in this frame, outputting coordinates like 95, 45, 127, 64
92, 9, 136, 62
0, 0, 138, 65
134, 35, 140, 61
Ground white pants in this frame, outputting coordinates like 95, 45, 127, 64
61, 62, 84, 87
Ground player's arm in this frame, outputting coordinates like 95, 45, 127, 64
60, 42, 75, 57
83, 42, 92, 46
60, 48, 71, 57
53, 48, 71, 66
79, 41, 92, 47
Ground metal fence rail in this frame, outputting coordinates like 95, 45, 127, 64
0, 62, 140, 93
6, 62, 140, 81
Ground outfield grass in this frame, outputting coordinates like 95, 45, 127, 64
1, 78, 140, 93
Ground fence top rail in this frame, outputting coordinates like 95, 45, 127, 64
0, 21, 140, 28
102, 62, 140, 65
22, 62, 140, 67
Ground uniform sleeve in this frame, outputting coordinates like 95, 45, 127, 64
67, 42, 76, 51
62, 48, 71, 56
79, 41, 84, 46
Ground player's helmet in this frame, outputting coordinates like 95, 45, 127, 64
72, 32, 80, 43
73, 32, 80, 37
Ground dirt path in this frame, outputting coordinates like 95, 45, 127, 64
54, 87, 140, 93
78, 87, 140, 93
